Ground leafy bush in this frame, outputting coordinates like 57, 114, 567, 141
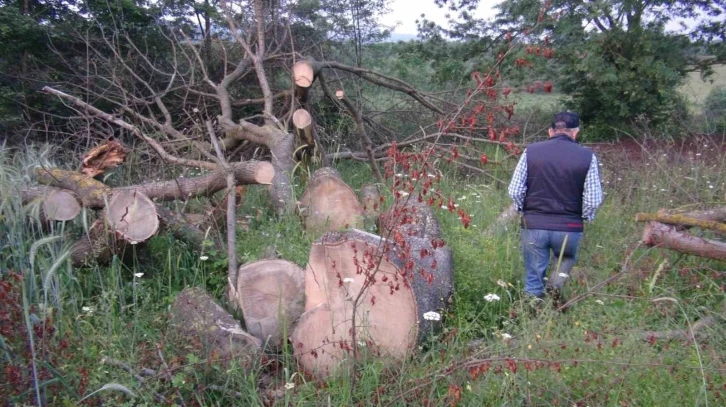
704, 85, 726, 122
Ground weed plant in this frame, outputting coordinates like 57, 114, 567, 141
0, 135, 724, 406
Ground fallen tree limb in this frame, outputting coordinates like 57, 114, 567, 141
641, 221, 726, 261
639, 300, 725, 341
34, 162, 273, 209
21, 185, 82, 222
635, 212, 726, 234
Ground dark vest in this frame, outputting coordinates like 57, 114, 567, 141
522, 134, 593, 232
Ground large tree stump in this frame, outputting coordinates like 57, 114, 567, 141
231, 260, 305, 349
169, 287, 261, 369
642, 221, 726, 261
298, 167, 364, 234
293, 227, 454, 378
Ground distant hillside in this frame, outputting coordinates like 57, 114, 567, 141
679, 64, 726, 113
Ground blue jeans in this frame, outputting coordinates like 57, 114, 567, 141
520, 229, 582, 297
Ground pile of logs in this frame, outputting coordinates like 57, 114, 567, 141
637, 207, 726, 261
20, 151, 455, 379
20, 138, 275, 266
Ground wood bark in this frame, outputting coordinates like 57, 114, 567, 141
292, 226, 454, 379
169, 287, 261, 369
641, 221, 726, 261
232, 260, 305, 349
34, 162, 273, 209
298, 167, 364, 234
71, 218, 118, 267
635, 212, 726, 234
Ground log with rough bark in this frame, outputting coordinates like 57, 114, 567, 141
483, 204, 519, 236
71, 218, 117, 267
33, 162, 273, 209
292, 227, 454, 379
21, 185, 82, 222
635, 212, 726, 234
641, 221, 726, 261
359, 184, 382, 230
230, 260, 305, 349
661, 206, 726, 223
169, 287, 261, 369
298, 167, 364, 234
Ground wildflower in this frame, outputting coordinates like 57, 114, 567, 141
130, 241, 138, 245
496, 279, 508, 288
484, 293, 501, 302
82, 306, 94, 314
595, 300, 604, 305
423, 311, 441, 321
558, 273, 568, 278
501, 333, 512, 340
343, 278, 354, 283
199, 256, 209, 261
134, 273, 144, 278
398, 191, 410, 197
284, 382, 295, 390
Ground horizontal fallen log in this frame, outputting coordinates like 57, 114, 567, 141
635, 212, 726, 234
21, 185, 82, 222
33, 161, 274, 209
641, 221, 726, 261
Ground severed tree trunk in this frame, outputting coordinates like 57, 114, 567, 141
636, 212, 726, 234
298, 167, 364, 234
230, 259, 305, 350
169, 287, 261, 369
642, 221, 726, 261
21, 185, 81, 222
33, 163, 273, 209
291, 227, 454, 379
105, 190, 159, 243
71, 218, 117, 267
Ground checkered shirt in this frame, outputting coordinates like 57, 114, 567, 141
508, 150, 604, 222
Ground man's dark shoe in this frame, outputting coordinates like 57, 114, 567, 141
546, 286, 567, 311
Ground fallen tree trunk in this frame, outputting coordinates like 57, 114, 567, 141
292, 226, 453, 379
662, 206, 726, 223
34, 161, 273, 209
298, 167, 364, 234
21, 185, 82, 222
639, 300, 725, 341
71, 219, 117, 267
641, 221, 726, 261
635, 212, 726, 234
169, 287, 261, 369
231, 260, 305, 350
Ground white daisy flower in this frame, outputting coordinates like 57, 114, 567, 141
343, 278, 354, 283
199, 256, 209, 261
134, 273, 144, 278
595, 300, 604, 305
501, 333, 512, 340
558, 273, 569, 278
423, 311, 441, 321
284, 382, 295, 390
484, 293, 501, 302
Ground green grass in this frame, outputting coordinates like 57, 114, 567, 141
1, 140, 725, 406
680, 64, 726, 113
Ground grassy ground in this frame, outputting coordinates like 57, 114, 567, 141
680, 64, 726, 113
1, 138, 725, 406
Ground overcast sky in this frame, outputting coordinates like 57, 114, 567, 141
380, 0, 696, 37
380, 0, 499, 35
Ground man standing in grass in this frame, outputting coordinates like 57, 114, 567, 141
507, 111, 603, 308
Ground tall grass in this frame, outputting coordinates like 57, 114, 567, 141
1, 136, 724, 406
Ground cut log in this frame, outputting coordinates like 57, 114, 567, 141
663, 206, 726, 223
21, 185, 81, 222
71, 218, 117, 267
35, 161, 273, 209
155, 205, 206, 253
294, 228, 454, 378
169, 287, 261, 369
292, 109, 312, 129
635, 212, 726, 234
232, 260, 305, 349
105, 190, 159, 243
379, 198, 441, 239
642, 221, 726, 261
298, 167, 364, 234
483, 203, 519, 236
335, 89, 345, 99
81, 137, 127, 177
293, 60, 316, 88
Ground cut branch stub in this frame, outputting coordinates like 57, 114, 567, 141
232, 259, 305, 349
81, 137, 127, 178
292, 108, 313, 129
294, 228, 453, 379
335, 89, 344, 99
293, 60, 315, 88
298, 167, 364, 234
105, 190, 159, 243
